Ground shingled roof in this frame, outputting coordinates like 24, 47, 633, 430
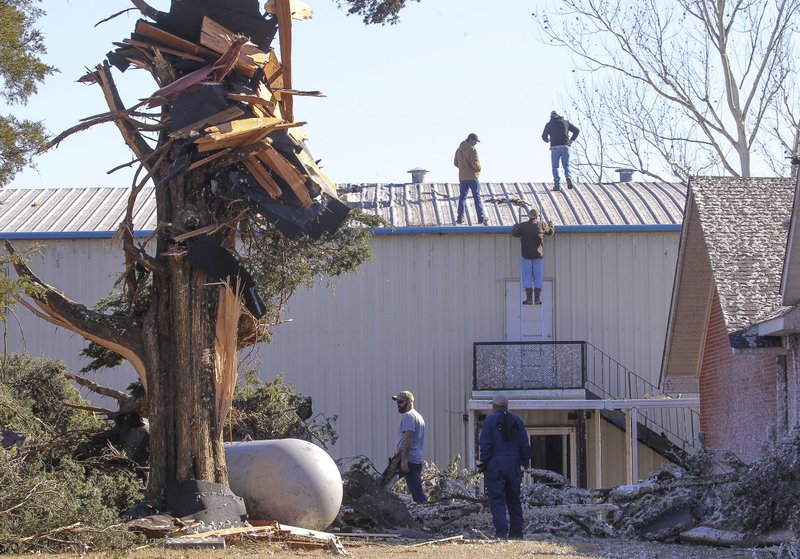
691, 176, 793, 344
661, 176, 793, 390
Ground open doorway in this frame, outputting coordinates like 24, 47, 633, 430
527, 427, 577, 486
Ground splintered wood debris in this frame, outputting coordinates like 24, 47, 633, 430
95, 0, 350, 241
175, 520, 349, 555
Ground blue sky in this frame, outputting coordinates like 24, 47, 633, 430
9, 0, 574, 188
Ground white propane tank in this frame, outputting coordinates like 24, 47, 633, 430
225, 439, 343, 530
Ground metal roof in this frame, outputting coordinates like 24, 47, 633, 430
0, 187, 157, 236
0, 182, 686, 237
342, 181, 686, 228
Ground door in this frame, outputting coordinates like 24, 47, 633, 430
505, 280, 553, 341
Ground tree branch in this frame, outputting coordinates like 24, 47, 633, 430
63, 373, 144, 415
130, 0, 165, 22
5, 241, 148, 387
95, 62, 154, 166
42, 103, 162, 152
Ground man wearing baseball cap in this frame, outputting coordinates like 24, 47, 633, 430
453, 133, 488, 225
391, 390, 427, 503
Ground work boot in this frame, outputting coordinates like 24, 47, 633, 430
523, 288, 533, 305
456, 216, 463, 224
566, 177, 574, 189
553, 185, 561, 192
534, 288, 542, 305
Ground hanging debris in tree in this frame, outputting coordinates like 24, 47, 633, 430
86, 0, 349, 240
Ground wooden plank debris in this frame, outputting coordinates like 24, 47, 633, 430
273, 88, 324, 98
164, 536, 225, 549
170, 106, 244, 139
135, 20, 214, 57
187, 149, 231, 171
263, 50, 285, 90
123, 38, 206, 62
255, 144, 312, 207
410, 535, 465, 547
171, 225, 221, 242
265, 0, 314, 20
194, 117, 281, 152
176, 521, 349, 556
275, 0, 294, 122
227, 93, 277, 114
200, 17, 270, 78
202, 117, 283, 140
242, 157, 283, 198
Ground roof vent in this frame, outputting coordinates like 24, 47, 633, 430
615, 168, 636, 182
407, 168, 429, 184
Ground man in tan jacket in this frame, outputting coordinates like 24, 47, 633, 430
453, 133, 488, 225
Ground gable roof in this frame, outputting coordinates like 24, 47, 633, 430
661, 176, 793, 391
0, 182, 686, 237
693, 177, 793, 340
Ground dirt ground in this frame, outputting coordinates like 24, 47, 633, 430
17, 537, 790, 559
259, 538, 779, 559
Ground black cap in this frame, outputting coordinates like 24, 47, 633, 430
467, 133, 479, 142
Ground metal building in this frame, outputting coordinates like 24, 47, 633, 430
0, 182, 698, 488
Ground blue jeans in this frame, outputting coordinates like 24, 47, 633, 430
550, 145, 571, 186
520, 258, 543, 289
485, 458, 524, 539
457, 180, 485, 221
402, 462, 427, 503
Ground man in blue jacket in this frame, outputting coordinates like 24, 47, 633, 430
542, 110, 580, 191
479, 394, 532, 539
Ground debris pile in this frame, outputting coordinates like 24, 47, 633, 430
334, 444, 800, 550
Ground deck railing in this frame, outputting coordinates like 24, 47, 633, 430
473, 341, 700, 452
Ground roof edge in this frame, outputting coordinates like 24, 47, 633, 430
0, 225, 682, 240
374, 224, 681, 236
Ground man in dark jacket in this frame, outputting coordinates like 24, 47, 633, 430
511, 208, 555, 305
541, 110, 579, 191
479, 394, 531, 539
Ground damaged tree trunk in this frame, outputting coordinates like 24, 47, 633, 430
10, 0, 362, 502
143, 169, 228, 494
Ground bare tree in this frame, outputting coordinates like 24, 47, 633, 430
534, 0, 800, 182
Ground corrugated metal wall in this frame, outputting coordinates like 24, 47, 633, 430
260, 230, 679, 467
4, 239, 140, 400
3, 228, 678, 470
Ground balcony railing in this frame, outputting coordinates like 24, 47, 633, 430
473, 341, 586, 391
473, 341, 700, 453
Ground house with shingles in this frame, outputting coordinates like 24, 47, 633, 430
0, 180, 698, 488
660, 176, 799, 462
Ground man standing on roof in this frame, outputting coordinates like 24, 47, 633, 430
392, 390, 427, 503
479, 394, 531, 539
511, 207, 555, 305
542, 110, 580, 192
454, 133, 488, 225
